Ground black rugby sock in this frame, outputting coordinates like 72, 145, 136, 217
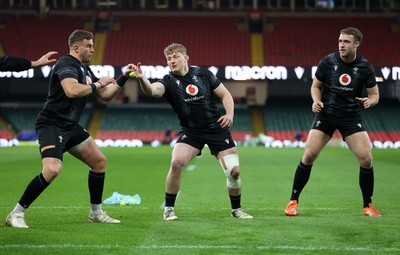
359, 166, 374, 207
165, 193, 177, 207
230, 194, 241, 210
88, 170, 105, 204
19, 173, 50, 208
290, 161, 312, 201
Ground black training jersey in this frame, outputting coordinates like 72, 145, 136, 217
36, 55, 98, 128
0, 56, 31, 71
158, 66, 222, 130
315, 52, 376, 118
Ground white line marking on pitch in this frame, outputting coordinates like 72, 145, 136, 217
0, 206, 356, 211
0, 244, 399, 252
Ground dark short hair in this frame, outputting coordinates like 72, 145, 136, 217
68, 30, 94, 47
340, 27, 363, 44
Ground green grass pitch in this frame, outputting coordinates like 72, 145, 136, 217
0, 146, 399, 255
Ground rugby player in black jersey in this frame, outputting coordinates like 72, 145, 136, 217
6, 30, 135, 228
285, 27, 381, 217
133, 43, 253, 220
0, 51, 57, 71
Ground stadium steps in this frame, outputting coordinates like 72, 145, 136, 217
249, 105, 265, 136
83, 21, 94, 31
250, 34, 264, 66
248, 30, 265, 136
0, 43, 5, 56
91, 32, 107, 65
86, 105, 105, 137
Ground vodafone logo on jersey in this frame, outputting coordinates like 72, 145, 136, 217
339, 74, 351, 86
185, 84, 199, 96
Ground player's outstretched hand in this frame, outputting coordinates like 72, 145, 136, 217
32, 51, 58, 67
132, 62, 144, 79
123, 64, 135, 77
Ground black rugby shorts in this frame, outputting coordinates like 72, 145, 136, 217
311, 113, 366, 140
35, 124, 90, 160
176, 127, 235, 156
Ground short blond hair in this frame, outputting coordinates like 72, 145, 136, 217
164, 43, 187, 56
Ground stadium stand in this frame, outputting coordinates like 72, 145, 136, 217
361, 98, 400, 142
100, 107, 179, 131
95, 106, 252, 142
103, 15, 251, 66
1, 99, 398, 144
264, 97, 314, 141
0, 105, 91, 140
0, 15, 397, 68
96, 106, 178, 142
0, 131, 11, 140
1, 107, 39, 131
264, 17, 400, 66
263, 97, 400, 142
0, 15, 88, 60
0, 11, 399, 145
